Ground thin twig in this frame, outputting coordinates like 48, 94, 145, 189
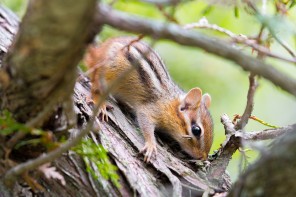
245, 0, 296, 58
3, 38, 158, 187
233, 114, 278, 128
235, 73, 258, 130
221, 114, 236, 135
141, 0, 181, 6
210, 114, 295, 181
97, 3, 296, 97
184, 18, 296, 64
6, 97, 60, 149
183, 18, 237, 38
3, 64, 136, 187
235, 124, 296, 141
157, 5, 179, 23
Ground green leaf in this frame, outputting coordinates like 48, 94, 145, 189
0, 110, 30, 135
289, 0, 296, 8
234, 6, 239, 18
73, 138, 120, 187
201, 5, 213, 16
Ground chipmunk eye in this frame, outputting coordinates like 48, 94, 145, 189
191, 125, 201, 137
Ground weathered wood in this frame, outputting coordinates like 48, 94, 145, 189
0, 0, 97, 125
2, 2, 296, 197
73, 76, 225, 196
228, 130, 296, 197
0, 6, 19, 54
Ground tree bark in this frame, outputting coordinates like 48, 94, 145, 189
1, 2, 296, 197
228, 126, 296, 197
0, 3, 230, 196
1, 0, 97, 124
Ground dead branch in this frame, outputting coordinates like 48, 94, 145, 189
235, 73, 258, 130
228, 127, 296, 197
184, 18, 296, 64
209, 111, 296, 183
96, 4, 296, 97
244, 0, 296, 59
236, 124, 296, 141
208, 114, 240, 181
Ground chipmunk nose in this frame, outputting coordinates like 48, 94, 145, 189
194, 150, 207, 160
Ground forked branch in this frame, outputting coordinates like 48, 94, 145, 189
96, 4, 296, 97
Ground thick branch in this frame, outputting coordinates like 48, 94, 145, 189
96, 4, 296, 97
208, 114, 240, 181
229, 127, 296, 197
1, 0, 97, 123
209, 114, 296, 182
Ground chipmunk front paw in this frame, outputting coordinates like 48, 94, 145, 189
140, 142, 157, 163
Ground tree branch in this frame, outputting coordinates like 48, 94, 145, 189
209, 114, 296, 181
235, 73, 258, 130
1, 0, 98, 187
184, 18, 296, 64
96, 3, 296, 97
228, 126, 296, 197
245, 0, 296, 59
209, 114, 240, 180
236, 124, 296, 141
3, 55, 138, 187
1, 0, 97, 123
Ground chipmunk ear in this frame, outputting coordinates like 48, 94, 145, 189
202, 93, 211, 108
181, 88, 202, 110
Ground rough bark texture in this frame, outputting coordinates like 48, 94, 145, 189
0, 2, 296, 197
228, 128, 296, 197
1, 0, 97, 124
0, 4, 230, 196
73, 77, 229, 197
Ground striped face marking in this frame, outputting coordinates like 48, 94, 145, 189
178, 88, 213, 160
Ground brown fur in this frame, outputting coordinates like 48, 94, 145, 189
84, 37, 213, 161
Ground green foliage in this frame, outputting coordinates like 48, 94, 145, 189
97, 0, 296, 180
1, 0, 28, 16
0, 110, 57, 150
201, 5, 214, 16
0, 110, 29, 135
234, 6, 239, 18
5, 0, 296, 181
73, 138, 120, 187
289, 0, 296, 8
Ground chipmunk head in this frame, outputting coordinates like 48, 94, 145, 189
176, 88, 213, 160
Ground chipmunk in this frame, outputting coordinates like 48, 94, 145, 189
84, 37, 213, 162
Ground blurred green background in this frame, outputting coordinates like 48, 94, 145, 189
3, 0, 296, 180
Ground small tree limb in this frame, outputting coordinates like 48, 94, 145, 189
1, 0, 97, 123
184, 19, 296, 64
3, 56, 137, 187
236, 124, 296, 141
228, 127, 296, 197
96, 3, 296, 97
209, 114, 296, 182
235, 73, 258, 130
